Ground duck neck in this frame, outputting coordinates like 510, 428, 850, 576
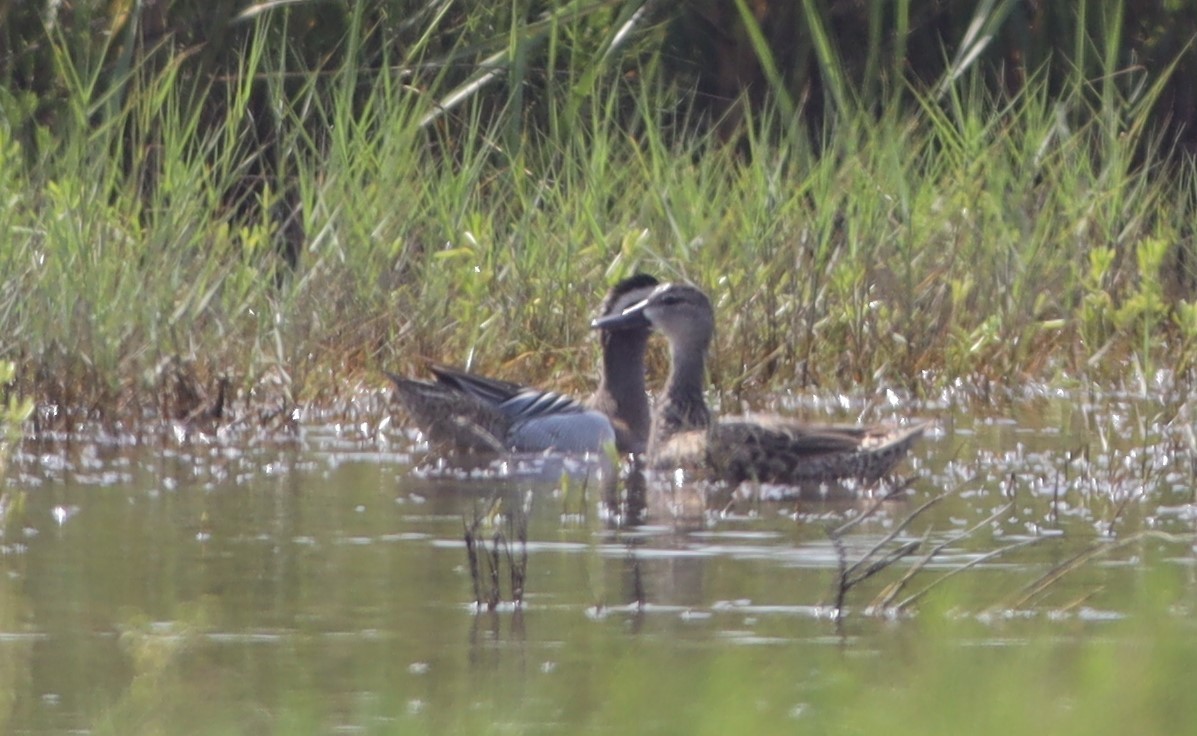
596, 330, 652, 448
651, 333, 712, 451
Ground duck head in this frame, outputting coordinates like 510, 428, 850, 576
591, 282, 714, 347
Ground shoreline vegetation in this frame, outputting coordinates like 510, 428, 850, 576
4, 2, 1197, 433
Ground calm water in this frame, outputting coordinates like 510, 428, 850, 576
4, 385, 1197, 734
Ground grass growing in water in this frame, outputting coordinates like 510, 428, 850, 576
4, 23, 1197, 428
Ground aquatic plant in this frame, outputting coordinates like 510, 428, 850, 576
0, 361, 31, 475
464, 492, 531, 611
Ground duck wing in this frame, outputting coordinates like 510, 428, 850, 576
429, 365, 591, 421
707, 418, 927, 484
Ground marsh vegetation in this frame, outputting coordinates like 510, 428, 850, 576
3, 1, 1197, 425
4, 2, 1197, 734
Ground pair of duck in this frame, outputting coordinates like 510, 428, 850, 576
387, 275, 925, 485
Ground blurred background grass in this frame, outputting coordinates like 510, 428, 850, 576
3, 0, 1197, 427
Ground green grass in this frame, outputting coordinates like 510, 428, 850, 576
3, 20, 1197, 427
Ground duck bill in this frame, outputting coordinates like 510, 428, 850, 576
591, 300, 650, 331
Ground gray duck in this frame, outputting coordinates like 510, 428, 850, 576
386, 273, 659, 454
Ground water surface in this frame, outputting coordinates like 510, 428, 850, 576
4, 386, 1197, 733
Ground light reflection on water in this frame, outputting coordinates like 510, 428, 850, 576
2, 388, 1197, 732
